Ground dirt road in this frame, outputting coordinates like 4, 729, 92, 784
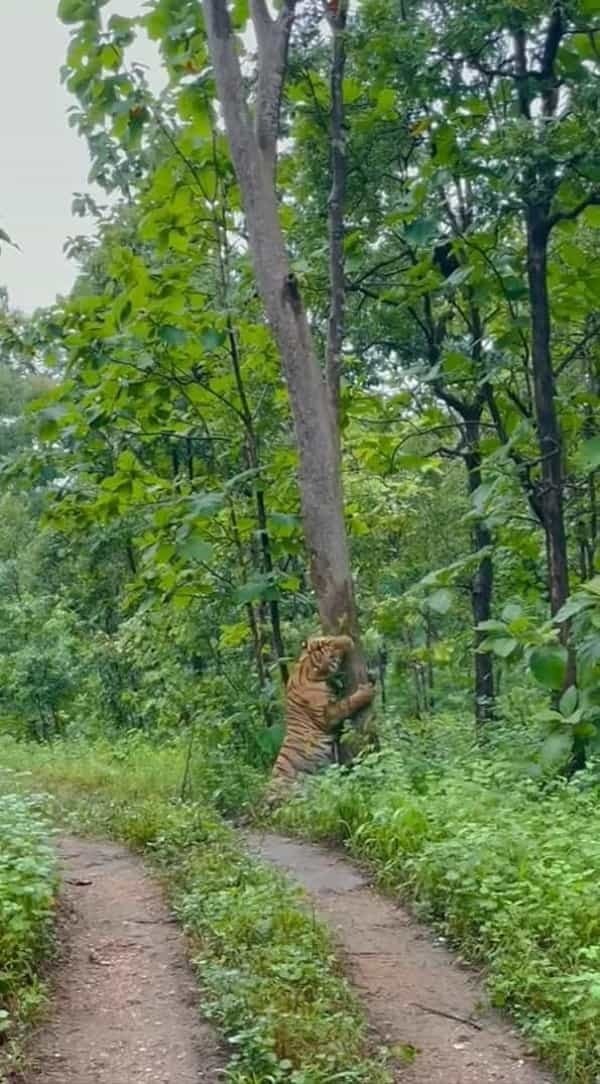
247, 831, 554, 1084
20, 836, 223, 1084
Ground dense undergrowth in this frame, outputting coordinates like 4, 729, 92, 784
275, 713, 600, 1084
0, 792, 57, 1082
0, 735, 390, 1084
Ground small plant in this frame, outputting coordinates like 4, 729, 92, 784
0, 789, 57, 1080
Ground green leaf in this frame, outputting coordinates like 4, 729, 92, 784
529, 645, 568, 691
177, 87, 212, 137
254, 722, 284, 758
404, 218, 437, 246
234, 577, 278, 604
555, 594, 593, 622
58, 0, 103, 22
581, 436, 600, 471
477, 619, 508, 633
201, 329, 226, 352
488, 637, 519, 659
179, 536, 213, 563
188, 492, 224, 518
501, 603, 522, 623
427, 588, 452, 614
158, 325, 186, 346
376, 88, 396, 113
559, 685, 578, 717
539, 729, 573, 767
583, 205, 600, 229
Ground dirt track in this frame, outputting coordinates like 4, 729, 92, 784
19, 836, 223, 1084
13, 831, 556, 1084
247, 831, 554, 1084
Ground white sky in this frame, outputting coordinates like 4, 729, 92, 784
0, 1, 161, 314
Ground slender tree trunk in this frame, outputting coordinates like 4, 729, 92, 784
526, 204, 580, 766
229, 501, 271, 715
227, 320, 288, 685
203, 0, 372, 754
526, 207, 571, 623
464, 419, 495, 725
325, 0, 347, 426
424, 613, 435, 711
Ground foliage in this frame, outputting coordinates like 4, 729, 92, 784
0, 738, 390, 1084
0, 792, 57, 1080
276, 727, 600, 1082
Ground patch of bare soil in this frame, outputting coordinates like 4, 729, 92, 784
19, 836, 223, 1084
247, 831, 555, 1084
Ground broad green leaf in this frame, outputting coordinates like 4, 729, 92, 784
188, 492, 225, 518
427, 588, 452, 614
581, 436, 600, 471
234, 577, 278, 604
254, 722, 284, 757
179, 536, 213, 563
501, 603, 522, 623
376, 88, 396, 113
583, 205, 600, 229
158, 325, 186, 346
539, 729, 573, 766
529, 645, 568, 691
201, 329, 226, 352
58, 0, 102, 23
404, 218, 437, 246
559, 685, 578, 717
555, 594, 593, 621
488, 637, 519, 659
477, 619, 508, 633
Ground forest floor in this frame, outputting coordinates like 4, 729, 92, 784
13, 825, 559, 1084
15, 836, 224, 1084
246, 831, 555, 1084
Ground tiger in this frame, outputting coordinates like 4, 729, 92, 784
265, 634, 375, 806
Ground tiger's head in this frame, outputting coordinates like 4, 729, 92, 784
300, 635, 354, 680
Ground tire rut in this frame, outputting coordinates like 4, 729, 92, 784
246, 831, 555, 1084
19, 836, 223, 1084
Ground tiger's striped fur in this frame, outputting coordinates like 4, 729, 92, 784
266, 635, 375, 805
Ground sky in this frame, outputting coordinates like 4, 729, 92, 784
0, 1, 160, 314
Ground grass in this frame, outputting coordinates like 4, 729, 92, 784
0, 735, 390, 1084
0, 790, 57, 1082
274, 720, 600, 1084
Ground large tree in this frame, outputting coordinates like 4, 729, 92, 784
202, 0, 374, 749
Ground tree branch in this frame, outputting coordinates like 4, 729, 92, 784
548, 192, 600, 229
251, 0, 297, 173
540, 3, 565, 80
325, 0, 348, 425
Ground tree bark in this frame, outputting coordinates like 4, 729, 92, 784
464, 419, 495, 725
227, 319, 288, 685
325, 0, 347, 426
526, 205, 580, 769
526, 206, 571, 625
203, 0, 372, 751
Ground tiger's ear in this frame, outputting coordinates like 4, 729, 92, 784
305, 636, 323, 652
301, 639, 308, 649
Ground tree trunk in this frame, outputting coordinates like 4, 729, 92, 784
526, 205, 581, 766
464, 420, 495, 725
227, 319, 288, 685
325, 1, 347, 426
526, 207, 571, 623
203, 0, 372, 753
